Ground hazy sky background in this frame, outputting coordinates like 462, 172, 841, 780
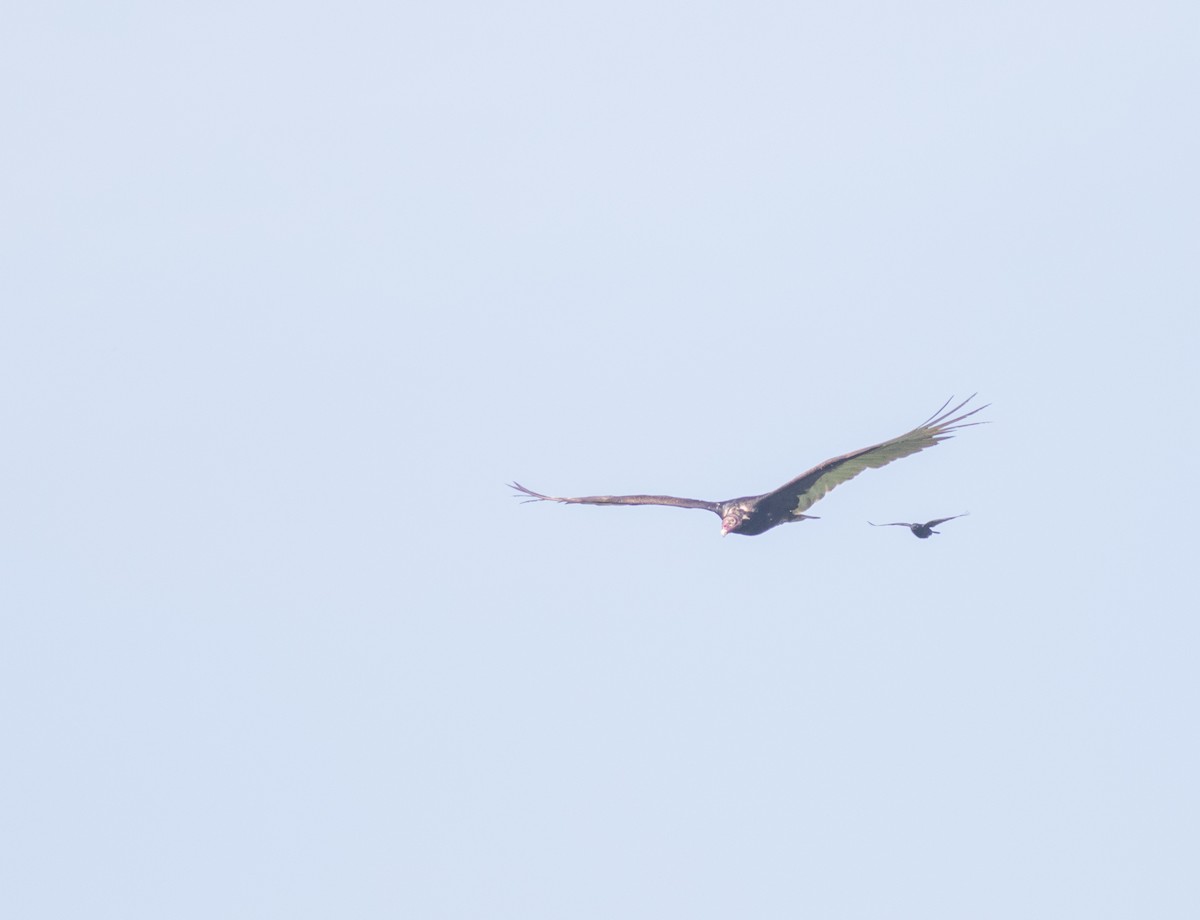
3, 1, 1198, 917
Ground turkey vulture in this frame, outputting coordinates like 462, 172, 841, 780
868, 513, 969, 539
511, 395, 987, 537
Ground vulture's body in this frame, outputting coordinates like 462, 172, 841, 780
511, 395, 986, 537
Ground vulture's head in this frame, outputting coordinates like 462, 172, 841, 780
720, 507, 749, 536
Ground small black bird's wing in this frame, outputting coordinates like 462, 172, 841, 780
923, 512, 970, 528
868, 521, 914, 528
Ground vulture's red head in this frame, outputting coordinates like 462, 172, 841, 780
720, 509, 746, 536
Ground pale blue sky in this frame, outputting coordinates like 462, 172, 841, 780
3, 1, 1198, 917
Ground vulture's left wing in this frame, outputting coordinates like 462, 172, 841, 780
757, 395, 987, 520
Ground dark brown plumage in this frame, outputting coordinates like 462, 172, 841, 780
511, 395, 987, 537
868, 513, 969, 539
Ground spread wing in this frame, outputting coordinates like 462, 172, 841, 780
756, 395, 988, 519
924, 513, 969, 527
870, 513, 969, 528
509, 482, 720, 515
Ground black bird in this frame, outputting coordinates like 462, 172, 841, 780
511, 395, 986, 537
868, 513, 970, 539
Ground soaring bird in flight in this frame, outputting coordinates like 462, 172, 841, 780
868, 513, 970, 539
511, 395, 986, 537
